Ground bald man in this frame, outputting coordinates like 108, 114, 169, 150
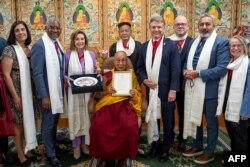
169, 15, 193, 151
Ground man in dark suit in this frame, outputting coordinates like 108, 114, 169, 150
109, 22, 141, 74
31, 18, 64, 167
137, 16, 181, 162
169, 15, 193, 151
182, 14, 230, 164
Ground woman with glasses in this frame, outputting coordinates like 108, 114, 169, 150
217, 35, 250, 151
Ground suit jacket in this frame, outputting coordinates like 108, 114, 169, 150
186, 36, 230, 100
31, 39, 64, 99
137, 38, 181, 101
171, 36, 193, 90
109, 40, 141, 73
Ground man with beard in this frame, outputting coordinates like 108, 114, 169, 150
182, 13, 230, 164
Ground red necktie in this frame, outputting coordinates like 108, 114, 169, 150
54, 41, 60, 56
176, 39, 185, 52
152, 41, 158, 62
228, 70, 233, 80
200, 37, 205, 41
123, 43, 129, 49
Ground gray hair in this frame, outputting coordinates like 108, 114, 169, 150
149, 16, 165, 27
45, 17, 61, 28
230, 35, 248, 55
198, 13, 216, 26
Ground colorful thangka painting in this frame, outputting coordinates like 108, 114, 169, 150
18, 0, 57, 43
63, 0, 100, 47
30, 1, 47, 29
106, 0, 145, 44
0, 12, 3, 28
72, 1, 90, 28
150, 0, 187, 37
0, 0, 15, 38
116, 2, 133, 24
205, 0, 222, 25
195, 0, 234, 38
160, 2, 177, 26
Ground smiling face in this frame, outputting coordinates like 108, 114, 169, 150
46, 20, 61, 40
230, 37, 245, 60
174, 16, 189, 37
118, 24, 131, 42
114, 51, 128, 71
198, 16, 215, 37
149, 21, 165, 41
74, 33, 85, 51
14, 23, 27, 44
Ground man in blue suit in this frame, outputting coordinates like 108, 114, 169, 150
137, 16, 181, 162
182, 14, 230, 164
31, 18, 64, 167
169, 15, 193, 152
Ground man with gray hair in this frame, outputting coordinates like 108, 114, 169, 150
31, 17, 64, 167
182, 13, 230, 164
137, 16, 180, 162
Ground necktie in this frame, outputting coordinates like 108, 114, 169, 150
176, 39, 185, 52
152, 41, 158, 62
54, 41, 62, 66
123, 42, 129, 49
228, 70, 233, 80
54, 41, 60, 56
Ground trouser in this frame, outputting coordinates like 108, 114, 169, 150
41, 108, 60, 158
175, 90, 185, 142
193, 99, 218, 156
225, 119, 248, 151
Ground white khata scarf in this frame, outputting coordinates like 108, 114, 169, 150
67, 50, 93, 143
13, 43, 37, 153
145, 37, 163, 144
42, 32, 64, 114
169, 33, 188, 41
216, 55, 249, 123
183, 30, 217, 139
116, 37, 135, 56
169, 33, 188, 48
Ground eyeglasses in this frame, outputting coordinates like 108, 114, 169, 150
114, 59, 127, 64
230, 44, 243, 48
174, 23, 187, 27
